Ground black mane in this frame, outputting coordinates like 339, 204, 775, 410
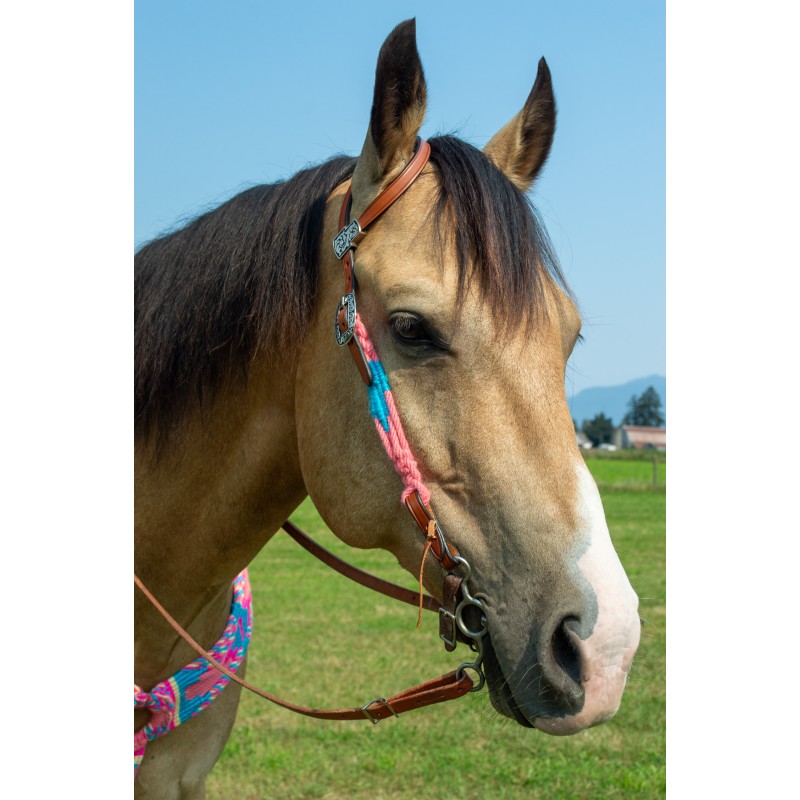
135, 136, 568, 442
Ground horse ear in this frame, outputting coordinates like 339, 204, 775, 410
351, 19, 427, 210
484, 57, 556, 192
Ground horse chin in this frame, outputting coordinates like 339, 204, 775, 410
482, 635, 535, 729
483, 634, 607, 735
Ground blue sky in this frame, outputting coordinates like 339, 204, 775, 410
135, 1, 665, 396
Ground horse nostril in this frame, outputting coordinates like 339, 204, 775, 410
550, 618, 583, 688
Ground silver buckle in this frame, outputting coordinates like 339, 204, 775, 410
334, 292, 357, 345
361, 697, 399, 724
439, 607, 457, 648
333, 219, 362, 259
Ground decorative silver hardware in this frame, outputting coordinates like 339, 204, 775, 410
333, 219, 362, 259
334, 292, 357, 346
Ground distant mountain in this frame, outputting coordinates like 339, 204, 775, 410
566, 374, 666, 428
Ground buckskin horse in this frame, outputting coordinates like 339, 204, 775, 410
134, 19, 641, 798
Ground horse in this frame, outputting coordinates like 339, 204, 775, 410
134, 19, 641, 798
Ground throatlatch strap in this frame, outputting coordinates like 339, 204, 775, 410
282, 520, 440, 613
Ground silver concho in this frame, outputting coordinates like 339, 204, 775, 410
334, 292, 357, 346
332, 219, 362, 260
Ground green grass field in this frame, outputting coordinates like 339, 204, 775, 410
582, 450, 666, 491
207, 458, 665, 799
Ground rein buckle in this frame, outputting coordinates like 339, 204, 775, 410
361, 697, 399, 724
439, 607, 457, 650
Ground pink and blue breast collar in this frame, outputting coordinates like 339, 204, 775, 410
133, 570, 253, 778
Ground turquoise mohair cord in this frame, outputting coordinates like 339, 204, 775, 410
367, 359, 392, 432
353, 314, 430, 504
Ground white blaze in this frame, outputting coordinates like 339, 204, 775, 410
535, 464, 641, 735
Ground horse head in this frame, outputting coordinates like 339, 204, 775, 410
295, 20, 640, 734
135, 21, 645, 794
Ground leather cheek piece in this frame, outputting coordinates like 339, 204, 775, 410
404, 491, 460, 571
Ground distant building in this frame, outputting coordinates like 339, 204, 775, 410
576, 431, 593, 449
613, 425, 666, 451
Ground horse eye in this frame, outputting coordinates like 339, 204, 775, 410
390, 313, 432, 345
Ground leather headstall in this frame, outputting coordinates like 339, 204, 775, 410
331, 138, 468, 647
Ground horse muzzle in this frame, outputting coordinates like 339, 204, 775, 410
483, 601, 641, 734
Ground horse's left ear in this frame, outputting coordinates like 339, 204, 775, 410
351, 19, 427, 212
484, 57, 556, 192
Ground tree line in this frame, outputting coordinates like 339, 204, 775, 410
577, 386, 664, 446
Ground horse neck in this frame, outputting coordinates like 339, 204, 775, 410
135, 351, 307, 679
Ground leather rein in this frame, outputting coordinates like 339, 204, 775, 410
134, 138, 488, 724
